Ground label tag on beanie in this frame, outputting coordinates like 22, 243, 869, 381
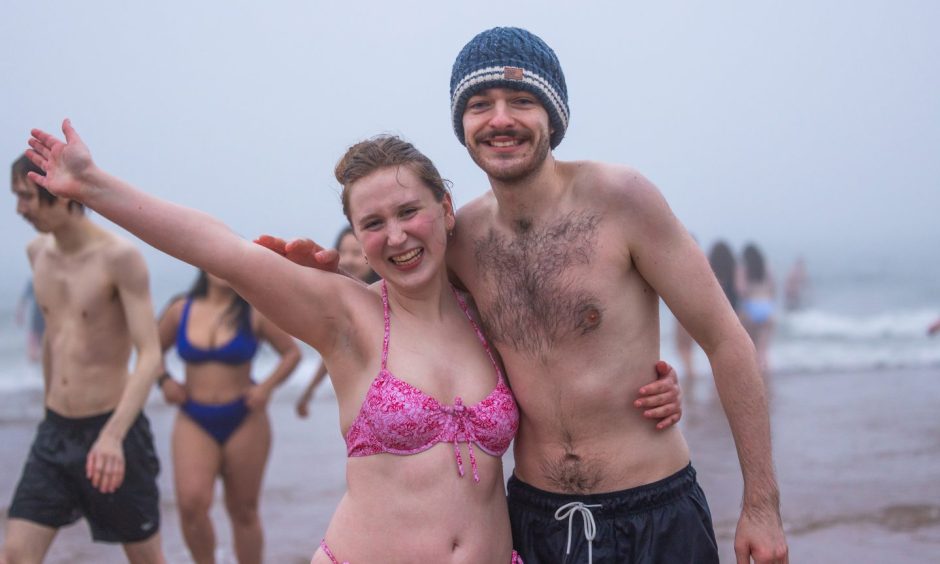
503, 66, 524, 80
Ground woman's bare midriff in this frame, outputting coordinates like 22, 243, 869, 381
316, 446, 514, 563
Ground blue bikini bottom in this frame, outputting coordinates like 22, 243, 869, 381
180, 397, 250, 444
743, 298, 775, 324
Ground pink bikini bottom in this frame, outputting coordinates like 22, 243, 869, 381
319, 540, 523, 563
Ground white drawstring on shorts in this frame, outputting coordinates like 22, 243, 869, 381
554, 501, 602, 564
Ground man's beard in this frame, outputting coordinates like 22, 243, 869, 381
467, 127, 551, 184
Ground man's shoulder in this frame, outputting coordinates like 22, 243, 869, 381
97, 230, 145, 265
568, 160, 653, 190
449, 191, 495, 280
86, 232, 150, 291
565, 160, 662, 209
456, 190, 498, 239
26, 234, 50, 260
455, 190, 497, 225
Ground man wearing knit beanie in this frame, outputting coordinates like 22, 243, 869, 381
445, 26, 788, 564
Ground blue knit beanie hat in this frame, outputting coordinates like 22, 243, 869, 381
450, 27, 569, 149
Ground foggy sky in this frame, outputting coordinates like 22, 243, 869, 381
3, 1, 937, 306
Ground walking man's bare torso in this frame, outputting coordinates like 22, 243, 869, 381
29, 229, 142, 416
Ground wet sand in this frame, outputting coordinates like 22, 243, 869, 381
1, 367, 939, 562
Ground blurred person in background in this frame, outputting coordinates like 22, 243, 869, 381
739, 243, 776, 372
783, 256, 809, 312
708, 240, 739, 312
14, 280, 45, 363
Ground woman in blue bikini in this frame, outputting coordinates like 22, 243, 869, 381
739, 243, 776, 372
157, 270, 301, 564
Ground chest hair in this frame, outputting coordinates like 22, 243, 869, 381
472, 211, 603, 358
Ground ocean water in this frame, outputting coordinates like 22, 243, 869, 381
1, 262, 938, 393
661, 255, 940, 374
663, 305, 940, 376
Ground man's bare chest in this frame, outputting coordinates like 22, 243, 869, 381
469, 212, 606, 356
33, 253, 118, 321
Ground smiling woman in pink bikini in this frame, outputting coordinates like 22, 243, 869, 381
25, 121, 680, 563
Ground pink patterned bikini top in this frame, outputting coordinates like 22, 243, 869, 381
345, 281, 519, 482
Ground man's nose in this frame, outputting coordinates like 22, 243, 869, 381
488, 101, 515, 129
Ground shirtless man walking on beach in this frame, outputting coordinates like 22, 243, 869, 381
273, 27, 788, 563
2, 155, 166, 564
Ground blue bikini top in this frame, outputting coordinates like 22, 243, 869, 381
176, 297, 259, 365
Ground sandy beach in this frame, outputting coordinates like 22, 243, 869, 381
1, 366, 938, 563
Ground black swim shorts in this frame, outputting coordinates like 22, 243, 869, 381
8, 408, 161, 543
508, 463, 718, 563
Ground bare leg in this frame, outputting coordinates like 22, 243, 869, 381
0, 519, 57, 564
122, 532, 167, 564
172, 412, 222, 564
221, 409, 271, 564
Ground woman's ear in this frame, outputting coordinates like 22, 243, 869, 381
443, 193, 457, 232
